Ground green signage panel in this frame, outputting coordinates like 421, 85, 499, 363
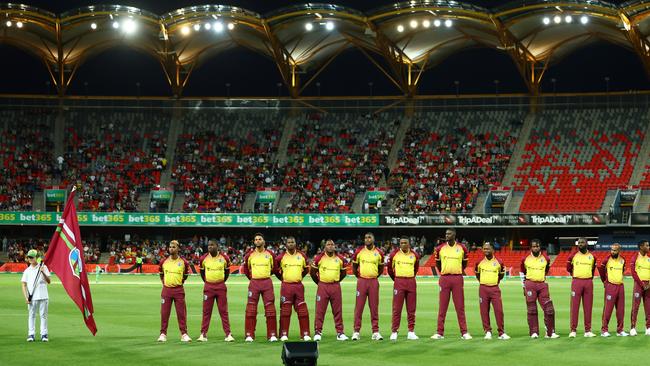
256, 191, 279, 203
45, 189, 66, 203
0, 212, 379, 227
151, 190, 173, 201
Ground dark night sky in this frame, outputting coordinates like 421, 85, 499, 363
1, 0, 648, 96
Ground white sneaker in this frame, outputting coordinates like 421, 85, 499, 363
180, 334, 192, 342
601, 332, 611, 338
280, 335, 289, 342
157, 333, 167, 342
245, 336, 254, 342
584, 332, 596, 338
546, 333, 560, 339
224, 334, 235, 342
484, 331, 492, 340
313, 334, 322, 341
390, 332, 398, 341
407, 332, 419, 340
531, 333, 539, 339
616, 331, 628, 337
351, 332, 360, 341
303, 335, 312, 341
197, 333, 208, 342
630, 328, 637, 336
461, 333, 473, 340
645, 328, 650, 336
568, 331, 577, 338
371, 332, 383, 341
498, 333, 511, 340
336, 333, 349, 341
430, 333, 444, 340
269, 336, 278, 342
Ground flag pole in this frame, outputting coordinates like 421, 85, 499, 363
27, 261, 43, 302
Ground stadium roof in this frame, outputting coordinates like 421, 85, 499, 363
1, 0, 650, 97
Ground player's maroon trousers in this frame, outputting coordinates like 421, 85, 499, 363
201, 282, 231, 336
354, 277, 380, 333
392, 277, 417, 333
314, 282, 344, 334
524, 280, 556, 336
437, 274, 467, 335
601, 282, 625, 333
280, 282, 310, 337
245, 278, 277, 339
160, 286, 187, 335
570, 278, 594, 332
631, 281, 650, 329
479, 284, 504, 336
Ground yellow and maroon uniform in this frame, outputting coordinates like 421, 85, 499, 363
199, 252, 231, 336
352, 246, 384, 333
276, 250, 310, 338
159, 256, 190, 336
243, 249, 277, 339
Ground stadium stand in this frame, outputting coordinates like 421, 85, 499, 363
388, 110, 523, 213
171, 110, 284, 213
514, 108, 645, 213
60, 109, 169, 212
0, 108, 57, 211
283, 113, 398, 213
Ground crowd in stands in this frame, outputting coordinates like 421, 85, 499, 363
0, 108, 57, 211
60, 110, 168, 212
172, 111, 284, 213
389, 111, 522, 213
283, 113, 397, 213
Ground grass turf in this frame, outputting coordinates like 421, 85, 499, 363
0, 274, 647, 366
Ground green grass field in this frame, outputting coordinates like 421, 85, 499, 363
0, 274, 647, 366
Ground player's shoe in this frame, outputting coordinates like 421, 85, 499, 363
157, 333, 167, 342
484, 331, 492, 340
313, 334, 322, 342
407, 332, 419, 340
584, 332, 596, 338
616, 331, 628, 337
27, 335, 35, 342
461, 333, 473, 340
601, 332, 611, 338
224, 334, 235, 342
41, 334, 48, 342
303, 335, 312, 341
371, 332, 383, 341
629, 328, 637, 336
545, 333, 560, 339
530, 333, 538, 339
645, 328, 650, 336
336, 333, 349, 341
180, 334, 192, 342
245, 336, 254, 342
568, 331, 577, 338
498, 334, 511, 340
351, 332, 360, 341
389, 332, 398, 341
197, 334, 208, 342
280, 336, 289, 342
269, 336, 278, 342
430, 334, 444, 340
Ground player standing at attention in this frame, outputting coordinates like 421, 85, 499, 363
567, 237, 596, 338
21, 249, 51, 342
630, 239, 650, 336
352, 232, 384, 341
276, 236, 311, 341
475, 242, 510, 340
598, 243, 628, 337
310, 239, 348, 341
520, 239, 559, 339
197, 239, 234, 342
157, 240, 191, 343
431, 228, 471, 340
242, 233, 278, 342
387, 236, 419, 341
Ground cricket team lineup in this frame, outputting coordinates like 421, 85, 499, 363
154, 230, 650, 343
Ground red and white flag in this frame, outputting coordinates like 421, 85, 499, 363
44, 188, 97, 335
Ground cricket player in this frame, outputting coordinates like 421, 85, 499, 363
197, 239, 234, 342
567, 237, 596, 338
21, 249, 51, 342
276, 236, 310, 341
598, 243, 627, 337
352, 232, 384, 341
475, 242, 509, 340
158, 240, 191, 342
387, 236, 419, 341
630, 239, 650, 336
310, 239, 348, 341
